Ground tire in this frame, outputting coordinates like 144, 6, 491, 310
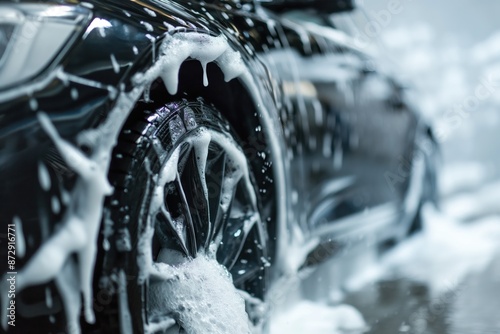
97, 98, 271, 333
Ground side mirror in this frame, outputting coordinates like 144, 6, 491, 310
261, 0, 356, 14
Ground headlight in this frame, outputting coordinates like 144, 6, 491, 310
0, 4, 91, 90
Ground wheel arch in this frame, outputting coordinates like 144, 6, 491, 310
109, 26, 288, 274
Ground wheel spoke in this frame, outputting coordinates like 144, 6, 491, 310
219, 210, 260, 271
156, 204, 189, 256
192, 129, 211, 248
206, 150, 227, 245
231, 258, 265, 286
180, 150, 211, 252
175, 172, 198, 256
212, 158, 244, 247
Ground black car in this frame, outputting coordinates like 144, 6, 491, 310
0, 0, 438, 333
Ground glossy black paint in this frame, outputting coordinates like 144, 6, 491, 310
0, 0, 437, 332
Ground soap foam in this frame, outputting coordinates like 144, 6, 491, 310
149, 253, 251, 334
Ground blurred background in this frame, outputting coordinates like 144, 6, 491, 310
271, 1, 500, 333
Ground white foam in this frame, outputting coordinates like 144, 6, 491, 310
390, 205, 500, 293
45, 287, 53, 308
209, 131, 253, 212
141, 21, 154, 32
110, 54, 120, 74
439, 162, 489, 197
144, 8, 156, 18
133, 33, 243, 95
471, 31, 500, 64
38, 161, 51, 191
347, 203, 500, 295
14, 216, 25, 259
149, 254, 251, 334
192, 128, 211, 209
136, 145, 184, 276
55, 259, 82, 334
51, 195, 61, 214
29, 98, 38, 111
70, 87, 79, 100
270, 301, 367, 334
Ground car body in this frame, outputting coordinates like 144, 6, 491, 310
0, 0, 438, 333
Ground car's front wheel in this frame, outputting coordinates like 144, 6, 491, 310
97, 98, 271, 333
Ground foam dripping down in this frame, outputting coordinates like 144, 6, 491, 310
133, 33, 246, 94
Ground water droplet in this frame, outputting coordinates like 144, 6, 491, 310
103, 238, 110, 251
110, 54, 120, 74
140, 21, 154, 32
98, 26, 106, 38
38, 162, 51, 191
51, 196, 61, 214
71, 88, 79, 100
29, 98, 38, 111
46, 287, 53, 308
144, 8, 156, 17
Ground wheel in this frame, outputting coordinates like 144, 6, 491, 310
97, 98, 271, 333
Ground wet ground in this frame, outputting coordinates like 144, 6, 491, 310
345, 253, 500, 334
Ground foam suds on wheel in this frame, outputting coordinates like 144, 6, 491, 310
209, 131, 257, 211
149, 252, 251, 334
138, 127, 263, 332
2, 29, 284, 334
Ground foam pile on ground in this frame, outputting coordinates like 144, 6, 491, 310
270, 301, 367, 334
149, 253, 251, 334
347, 201, 500, 295
383, 204, 500, 293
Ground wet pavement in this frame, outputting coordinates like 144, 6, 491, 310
343, 252, 500, 334
345, 278, 451, 334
